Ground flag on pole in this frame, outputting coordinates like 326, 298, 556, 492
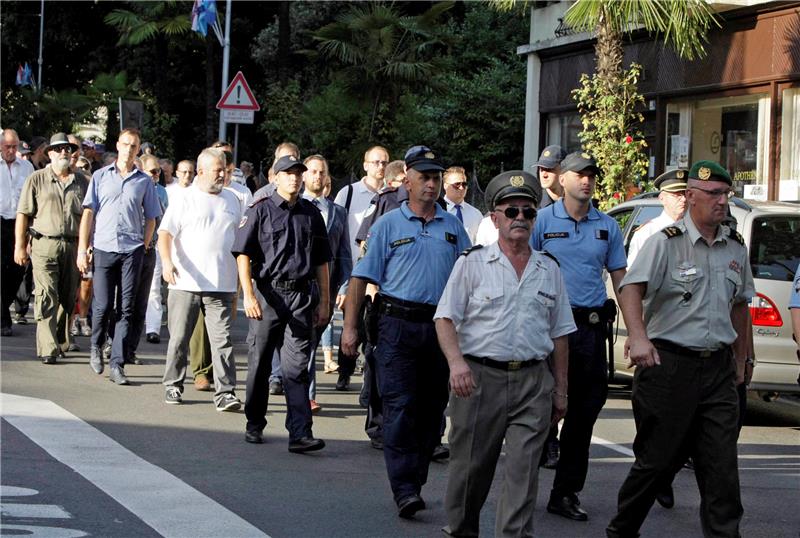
191, 0, 217, 37
15, 63, 33, 87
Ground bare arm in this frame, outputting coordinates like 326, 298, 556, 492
341, 276, 368, 356
730, 301, 749, 385
550, 335, 569, 425
314, 263, 331, 328
13, 213, 30, 266
157, 231, 178, 285
435, 317, 476, 398
143, 218, 156, 249
618, 282, 661, 368
236, 254, 262, 320
77, 208, 94, 272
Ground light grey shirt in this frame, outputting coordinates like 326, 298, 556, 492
435, 241, 576, 361
621, 210, 755, 350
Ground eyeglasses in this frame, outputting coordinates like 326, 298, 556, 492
447, 182, 468, 189
177, 168, 193, 174
366, 160, 388, 167
146, 168, 161, 176
495, 206, 537, 220
689, 186, 734, 199
51, 146, 72, 154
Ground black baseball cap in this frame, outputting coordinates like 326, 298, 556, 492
533, 145, 566, 170
560, 151, 601, 175
273, 155, 307, 173
404, 145, 444, 172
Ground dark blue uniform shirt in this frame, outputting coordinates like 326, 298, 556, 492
231, 190, 331, 282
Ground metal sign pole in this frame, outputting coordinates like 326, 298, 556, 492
233, 124, 239, 165
217, 0, 232, 142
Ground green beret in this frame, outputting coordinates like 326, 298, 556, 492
688, 160, 731, 186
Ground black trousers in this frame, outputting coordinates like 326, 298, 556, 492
607, 347, 742, 538
245, 284, 317, 441
551, 319, 608, 496
1, 218, 25, 329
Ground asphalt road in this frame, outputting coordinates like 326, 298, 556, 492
2, 311, 799, 537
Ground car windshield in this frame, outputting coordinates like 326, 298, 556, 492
749, 215, 800, 281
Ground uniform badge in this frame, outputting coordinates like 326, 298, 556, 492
543, 150, 551, 157
509, 175, 524, 187
581, 152, 591, 159
676, 170, 685, 179
238, 216, 248, 228
588, 312, 600, 324
728, 259, 741, 274
698, 167, 711, 180
425, 152, 435, 159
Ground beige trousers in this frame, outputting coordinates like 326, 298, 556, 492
31, 237, 79, 358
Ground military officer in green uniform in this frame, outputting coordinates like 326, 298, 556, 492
607, 161, 754, 538
14, 133, 89, 363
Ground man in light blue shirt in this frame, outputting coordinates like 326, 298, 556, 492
341, 145, 470, 519
77, 128, 162, 385
530, 151, 627, 521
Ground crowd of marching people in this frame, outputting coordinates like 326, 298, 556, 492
3, 125, 798, 537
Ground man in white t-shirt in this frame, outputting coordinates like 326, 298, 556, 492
333, 145, 389, 268
158, 148, 242, 412
442, 165, 483, 243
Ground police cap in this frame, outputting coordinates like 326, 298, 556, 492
688, 160, 732, 186
273, 155, 307, 173
654, 169, 688, 193
484, 170, 539, 209
404, 145, 445, 172
560, 151, 601, 176
533, 145, 566, 170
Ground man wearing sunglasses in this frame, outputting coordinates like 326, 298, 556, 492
436, 170, 575, 537
443, 166, 482, 243
607, 161, 753, 538
14, 133, 89, 363
531, 151, 628, 522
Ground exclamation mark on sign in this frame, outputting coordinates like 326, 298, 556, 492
236, 86, 241, 104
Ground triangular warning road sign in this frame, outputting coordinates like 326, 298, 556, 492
216, 71, 260, 111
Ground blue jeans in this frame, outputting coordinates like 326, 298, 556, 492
91, 247, 144, 369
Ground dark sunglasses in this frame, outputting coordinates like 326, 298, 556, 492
495, 206, 537, 220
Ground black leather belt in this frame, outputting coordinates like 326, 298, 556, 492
271, 278, 310, 292
378, 294, 436, 323
31, 230, 77, 243
651, 339, 726, 359
464, 354, 542, 371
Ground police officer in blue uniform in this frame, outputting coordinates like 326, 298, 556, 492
531, 151, 627, 521
232, 155, 332, 453
341, 145, 471, 519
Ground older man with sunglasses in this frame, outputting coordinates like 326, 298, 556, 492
436, 170, 575, 537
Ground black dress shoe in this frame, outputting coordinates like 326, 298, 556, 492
397, 494, 425, 519
245, 431, 263, 444
431, 444, 450, 461
655, 484, 674, 509
109, 366, 130, 385
288, 436, 325, 453
547, 493, 588, 521
370, 438, 384, 450
335, 373, 350, 391
146, 332, 160, 344
41, 356, 57, 365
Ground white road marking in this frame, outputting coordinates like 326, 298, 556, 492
0, 485, 38, 496
1, 503, 72, 519
591, 435, 635, 457
1, 392, 269, 538
1, 525, 87, 538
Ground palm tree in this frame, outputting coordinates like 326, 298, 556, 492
104, 1, 192, 47
313, 1, 455, 141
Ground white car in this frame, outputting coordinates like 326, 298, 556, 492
605, 196, 800, 398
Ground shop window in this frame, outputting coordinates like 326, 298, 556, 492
779, 88, 800, 201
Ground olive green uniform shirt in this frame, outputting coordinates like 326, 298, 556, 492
621, 210, 754, 351
16, 167, 88, 237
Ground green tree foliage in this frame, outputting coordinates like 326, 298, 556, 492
104, 1, 192, 47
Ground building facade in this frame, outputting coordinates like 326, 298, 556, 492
518, 1, 800, 201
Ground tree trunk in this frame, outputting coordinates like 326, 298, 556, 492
595, 8, 623, 88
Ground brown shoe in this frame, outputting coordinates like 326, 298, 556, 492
310, 399, 322, 413
194, 373, 212, 391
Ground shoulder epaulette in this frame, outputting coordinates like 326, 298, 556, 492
541, 250, 560, 266
728, 228, 744, 245
661, 226, 683, 238
248, 195, 269, 208
460, 245, 483, 257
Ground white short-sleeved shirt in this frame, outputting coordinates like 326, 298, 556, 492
334, 178, 382, 267
627, 211, 675, 266
225, 181, 253, 215
474, 215, 498, 246
158, 185, 242, 293
435, 242, 576, 361
444, 197, 484, 244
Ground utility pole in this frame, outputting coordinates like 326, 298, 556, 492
217, 0, 232, 141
